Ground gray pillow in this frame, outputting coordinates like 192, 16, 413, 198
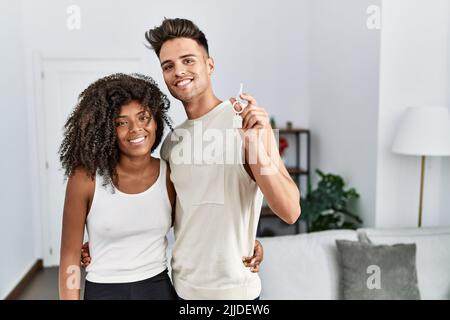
335, 233, 421, 300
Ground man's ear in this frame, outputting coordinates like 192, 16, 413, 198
207, 56, 215, 75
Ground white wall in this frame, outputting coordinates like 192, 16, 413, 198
6, 0, 450, 296
439, 3, 450, 227
309, 0, 381, 227
0, 0, 35, 299
376, 0, 450, 227
20, 0, 310, 262
21, 0, 309, 127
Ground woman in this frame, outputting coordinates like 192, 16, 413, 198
58, 73, 177, 300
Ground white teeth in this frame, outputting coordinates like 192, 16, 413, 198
177, 79, 192, 87
129, 137, 145, 143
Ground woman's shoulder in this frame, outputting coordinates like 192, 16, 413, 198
67, 166, 96, 192
70, 166, 95, 180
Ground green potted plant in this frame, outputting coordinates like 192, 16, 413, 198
300, 169, 361, 232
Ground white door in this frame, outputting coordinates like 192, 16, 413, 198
40, 57, 142, 266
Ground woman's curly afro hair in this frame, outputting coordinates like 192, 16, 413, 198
59, 73, 172, 188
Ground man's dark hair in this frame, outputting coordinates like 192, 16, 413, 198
59, 73, 172, 189
145, 18, 209, 57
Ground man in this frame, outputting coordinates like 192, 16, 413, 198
146, 18, 300, 300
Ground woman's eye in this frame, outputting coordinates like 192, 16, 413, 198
115, 121, 127, 127
139, 115, 152, 123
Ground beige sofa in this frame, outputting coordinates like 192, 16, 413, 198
257, 227, 450, 299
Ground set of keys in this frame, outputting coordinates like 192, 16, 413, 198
232, 83, 249, 129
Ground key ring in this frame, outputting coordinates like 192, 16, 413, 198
232, 83, 248, 114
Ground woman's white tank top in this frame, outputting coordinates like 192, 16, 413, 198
85, 159, 172, 283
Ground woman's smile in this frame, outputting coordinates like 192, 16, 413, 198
128, 135, 147, 146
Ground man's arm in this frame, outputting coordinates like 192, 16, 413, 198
242, 240, 264, 272
236, 94, 301, 224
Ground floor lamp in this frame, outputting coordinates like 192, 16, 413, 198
392, 106, 450, 227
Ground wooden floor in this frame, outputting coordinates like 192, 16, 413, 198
17, 267, 86, 300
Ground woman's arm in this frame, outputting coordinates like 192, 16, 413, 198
58, 168, 93, 300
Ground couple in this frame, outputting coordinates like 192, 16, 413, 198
58, 18, 301, 300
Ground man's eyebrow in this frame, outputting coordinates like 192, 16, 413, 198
180, 54, 196, 59
160, 59, 171, 67
160, 54, 197, 67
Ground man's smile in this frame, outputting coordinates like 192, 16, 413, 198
174, 77, 194, 88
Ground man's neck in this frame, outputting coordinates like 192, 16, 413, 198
183, 90, 222, 120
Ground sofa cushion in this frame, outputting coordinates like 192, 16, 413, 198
358, 227, 450, 300
257, 230, 357, 299
336, 237, 420, 300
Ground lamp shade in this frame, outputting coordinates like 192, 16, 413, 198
392, 106, 450, 156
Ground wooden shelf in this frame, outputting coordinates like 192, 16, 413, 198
257, 127, 310, 236
277, 128, 310, 134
